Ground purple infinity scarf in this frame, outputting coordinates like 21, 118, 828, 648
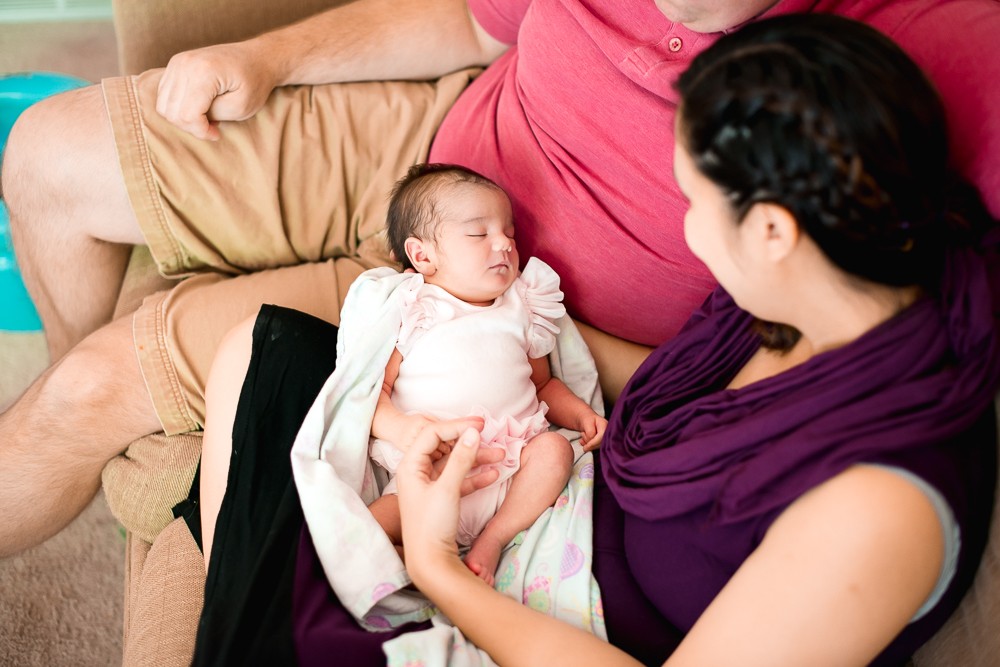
603, 234, 1000, 524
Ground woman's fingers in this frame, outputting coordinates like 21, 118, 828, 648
399, 422, 501, 510
438, 428, 483, 490
425, 418, 484, 449
459, 466, 501, 496
398, 429, 483, 563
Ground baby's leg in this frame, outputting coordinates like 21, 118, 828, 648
369, 493, 404, 553
465, 431, 574, 586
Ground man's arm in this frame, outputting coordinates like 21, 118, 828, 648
156, 0, 509, 139
264, 0, 508, 84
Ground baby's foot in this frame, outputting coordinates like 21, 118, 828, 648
464, 535, 503, 587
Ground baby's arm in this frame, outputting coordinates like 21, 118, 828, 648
372, 349, 480, 457
372, 349, 435, 453
529, 356, 607, 451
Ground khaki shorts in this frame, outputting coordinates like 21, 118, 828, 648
102, 68, 476, 434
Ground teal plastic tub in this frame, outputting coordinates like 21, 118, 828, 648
1, 72, 89, 331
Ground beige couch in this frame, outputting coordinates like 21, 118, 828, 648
100, 2, 1000, 665
102, 2, 350, 664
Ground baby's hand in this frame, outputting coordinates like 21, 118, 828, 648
578, 412, 608, 452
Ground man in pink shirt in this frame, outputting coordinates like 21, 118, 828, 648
0, 0, 998, 555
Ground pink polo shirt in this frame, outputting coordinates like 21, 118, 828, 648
428, 0, 1000, 346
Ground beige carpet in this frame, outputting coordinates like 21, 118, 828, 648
1, 20, 126, 667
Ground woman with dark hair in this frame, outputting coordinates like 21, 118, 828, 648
394, 13, 999, 666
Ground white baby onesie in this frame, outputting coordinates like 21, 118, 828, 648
370, 257, 566, 545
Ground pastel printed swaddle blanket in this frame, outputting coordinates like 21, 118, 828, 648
383, 453, 606, 666
290, 261, 607, 663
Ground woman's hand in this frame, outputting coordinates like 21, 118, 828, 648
396, 425, 488, 584
396, 424, 643, 667
398, 415, 486, 460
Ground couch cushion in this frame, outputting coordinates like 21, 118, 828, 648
912, 398, 1000, 666
122, 520, 204, 667
112, 0, 353, 74
102, 432, 201, 543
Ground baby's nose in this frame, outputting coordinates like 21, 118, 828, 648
492, 237, 512, 253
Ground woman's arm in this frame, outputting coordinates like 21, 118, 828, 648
398, 425, 945, 666
416, 555, 642, 666
200, 315, 258, 570
668, 465, 944, 666
398, 426, 643, 666
573, 320, 653, 403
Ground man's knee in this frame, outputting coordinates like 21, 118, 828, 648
36, 317, 160, 454
2, 85, 136, 240
2, 87, 87, 203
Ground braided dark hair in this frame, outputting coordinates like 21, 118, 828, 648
678, 15, 945, 287
675, 13, 990, 348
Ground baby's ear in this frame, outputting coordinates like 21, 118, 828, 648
404, 237, 435, 275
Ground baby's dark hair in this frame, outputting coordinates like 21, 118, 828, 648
675, 13, 991, 348
386, 163, 505, 270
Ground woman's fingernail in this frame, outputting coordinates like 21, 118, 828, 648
460, 429, 477, 447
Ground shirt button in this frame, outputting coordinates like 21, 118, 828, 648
669, 37, 683, 52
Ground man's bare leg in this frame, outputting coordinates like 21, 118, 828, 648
0, 315, 161, 557
1, 85, 145, 362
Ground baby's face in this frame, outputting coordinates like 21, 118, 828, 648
422, 183, 519, 306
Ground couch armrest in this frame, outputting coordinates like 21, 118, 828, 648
111, 0, 352, 75
102, 433, 202, 544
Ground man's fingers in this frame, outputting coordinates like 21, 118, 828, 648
186, 117, 220, 141
207, 90, 264, 123
155, 87, 220, 140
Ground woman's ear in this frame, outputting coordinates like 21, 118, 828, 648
404, 237, 436, 275
745, 202, 800, 264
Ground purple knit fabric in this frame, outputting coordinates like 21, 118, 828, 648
293, 526, 432, 666
598, 235, 1000, 664
603, 241, 998, 524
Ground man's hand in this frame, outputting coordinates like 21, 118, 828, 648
156, 42, 278, 141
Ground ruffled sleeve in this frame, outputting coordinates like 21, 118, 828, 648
516, 257, 566, 358
395, 277, 459, 357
